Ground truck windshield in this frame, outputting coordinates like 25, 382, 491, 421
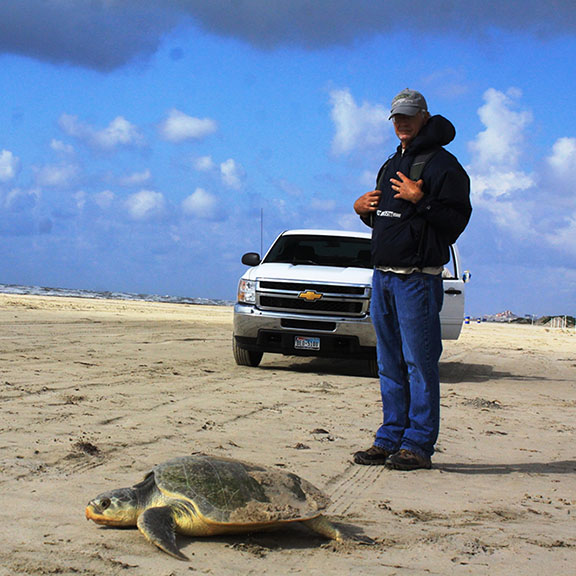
263, 235, 372, 269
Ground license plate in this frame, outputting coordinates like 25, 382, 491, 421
294, 336, 320, 351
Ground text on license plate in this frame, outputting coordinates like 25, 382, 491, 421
294, 336, 320, 350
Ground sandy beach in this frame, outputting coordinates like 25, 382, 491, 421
0, 293, 574, 576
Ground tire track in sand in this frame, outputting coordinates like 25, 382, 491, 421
325, 462, 387, 516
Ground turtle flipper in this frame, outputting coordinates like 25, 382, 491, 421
137, 506, 188, 560
301, 515, 344, 541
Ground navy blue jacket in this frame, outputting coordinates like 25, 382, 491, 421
368, 115, 471, 268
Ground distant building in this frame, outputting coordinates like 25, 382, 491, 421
483, 310, 519, 323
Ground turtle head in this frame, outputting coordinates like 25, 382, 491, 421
86, 487, 141, 527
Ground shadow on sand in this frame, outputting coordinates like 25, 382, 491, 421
437, 460, 576, 475
257, 357, 546, 384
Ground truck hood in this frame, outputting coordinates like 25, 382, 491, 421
243, 263, 373, 285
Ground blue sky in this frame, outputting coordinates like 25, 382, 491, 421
0, 1, 575, 317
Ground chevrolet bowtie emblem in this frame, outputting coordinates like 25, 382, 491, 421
298, 290, 323, 302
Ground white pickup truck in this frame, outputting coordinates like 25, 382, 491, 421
233, 229, 468, 376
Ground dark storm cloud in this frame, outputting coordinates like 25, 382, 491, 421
0, 1, 574, 71
0, 0, 178, 71
173, 0, 576, 48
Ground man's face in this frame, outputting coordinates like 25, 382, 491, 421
392, 111, 429, 147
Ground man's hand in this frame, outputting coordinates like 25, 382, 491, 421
354, 190, 381, 215
390, 172, 424, 204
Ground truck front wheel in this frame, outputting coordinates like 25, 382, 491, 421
233, 339, 263, 367
367, 357, 379, 378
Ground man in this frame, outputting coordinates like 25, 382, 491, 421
353, 89, 471, 470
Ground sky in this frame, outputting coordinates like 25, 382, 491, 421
0, 1, 575, 317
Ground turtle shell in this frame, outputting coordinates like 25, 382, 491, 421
151, 454, 330, 525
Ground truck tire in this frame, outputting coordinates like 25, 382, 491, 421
367, 357, 379, 378
233, 339, 263, 367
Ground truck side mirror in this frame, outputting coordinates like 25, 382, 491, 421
242, 252, 261, 266
462, 270, 471, 283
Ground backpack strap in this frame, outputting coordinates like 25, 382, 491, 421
409, 150, 437, 181
375, 156, 393, 191
376, 149, 437, 189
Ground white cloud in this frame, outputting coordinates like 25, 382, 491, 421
276, 179, 303, 197
329, 88, 389, 155
546, 217, 576, 255
466, 88, 537, 239
193, 155, 216, 172
159, 109, 217, 143
50, 139, 74, 155
468, 88, 531, 168
58, 114, 92, 138
466, 87, 576, 257
35, 163, 79, 188
4, 188, 40, 211
471, 168, 534, 202
59, 114, 145, 150
220, 158, 246, 189
95, 117, 145, 149
191, 156, 246, 189
182, 187, 218, 219
542, 137, 576, 248
94, 190, 115, 209
0, 150, 20, 182
120, 169, 152, 186
125, 190, 166, 220
547, 137, 576, 179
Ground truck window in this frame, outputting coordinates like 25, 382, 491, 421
264, 235, 372, 269
442, 246, 459, 279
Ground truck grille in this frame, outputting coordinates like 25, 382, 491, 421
260, 296, 363, 314
259, 280, 365, 295
257, 281, 370, 317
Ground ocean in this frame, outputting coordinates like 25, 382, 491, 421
0, 283, 233, 307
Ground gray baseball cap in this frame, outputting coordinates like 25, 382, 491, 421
389, 89, 428, 119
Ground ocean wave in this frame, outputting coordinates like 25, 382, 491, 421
0, 283, 233, 307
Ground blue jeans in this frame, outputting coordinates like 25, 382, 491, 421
370, 270, 444, 458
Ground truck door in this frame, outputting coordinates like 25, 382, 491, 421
440, 245, 466, 340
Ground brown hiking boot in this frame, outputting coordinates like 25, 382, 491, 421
353, 446, 392, 465
385, 449, 432, 471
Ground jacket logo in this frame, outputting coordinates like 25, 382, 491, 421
298, 290, 323, 302
377, 210, 402, 218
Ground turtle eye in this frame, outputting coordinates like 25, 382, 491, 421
99, 498, 111, 510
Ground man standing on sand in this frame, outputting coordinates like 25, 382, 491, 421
353, 89, 472, 470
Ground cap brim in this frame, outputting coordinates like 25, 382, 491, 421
389, 105, 421, 119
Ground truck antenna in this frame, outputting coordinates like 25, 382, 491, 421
260, 208, 264, 256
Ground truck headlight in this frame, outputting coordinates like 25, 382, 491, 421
237, 279, 256, 304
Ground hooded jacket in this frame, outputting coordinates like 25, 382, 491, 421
368, 115, 472, 269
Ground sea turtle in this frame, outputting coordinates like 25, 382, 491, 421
86, 454, 343, 559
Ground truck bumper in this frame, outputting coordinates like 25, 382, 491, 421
233, 303, 377, 359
